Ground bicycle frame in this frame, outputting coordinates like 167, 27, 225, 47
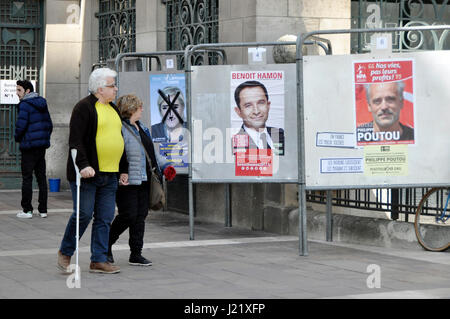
438, 192, 450, 223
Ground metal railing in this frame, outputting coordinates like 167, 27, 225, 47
306, 187, 432, 222
184, 38, 332, 242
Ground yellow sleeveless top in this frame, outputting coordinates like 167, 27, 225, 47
95, 101, 124, 172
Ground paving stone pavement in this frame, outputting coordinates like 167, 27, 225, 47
0, 190, 449, 301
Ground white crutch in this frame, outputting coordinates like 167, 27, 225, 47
70, 149, 81, 285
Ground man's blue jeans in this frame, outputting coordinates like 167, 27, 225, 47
59, 173, 118, 262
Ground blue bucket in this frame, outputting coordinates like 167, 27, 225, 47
49, 178, 61, 192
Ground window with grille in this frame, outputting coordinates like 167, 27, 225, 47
96, 0, 136, 62
351, 0, 450, 53
166, 0, 219, 67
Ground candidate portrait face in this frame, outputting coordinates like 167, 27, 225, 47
160, 94, 185, 129
234, 86, 271, 131
367, 82, 403, 130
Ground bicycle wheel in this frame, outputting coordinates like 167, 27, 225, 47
414, 187, 450, 252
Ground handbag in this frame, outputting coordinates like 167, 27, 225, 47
149, 167, 165, 210
123, 122, 165, 210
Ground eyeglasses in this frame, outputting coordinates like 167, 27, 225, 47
104, 83, 117, 88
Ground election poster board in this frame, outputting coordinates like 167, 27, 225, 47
149, 73, 188, 171
190, 64, 298, 183
303, 50, 450, 189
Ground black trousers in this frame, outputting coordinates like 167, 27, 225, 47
20, 147, 48, 214
109, 181, 150, 256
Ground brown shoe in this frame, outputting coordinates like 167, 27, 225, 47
89, 262, 120, 274
57, 251, 71, 273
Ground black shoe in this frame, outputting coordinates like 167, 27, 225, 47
129, 254, 152, 266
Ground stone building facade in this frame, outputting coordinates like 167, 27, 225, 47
8, 0, 447, 231
37, 0, 351, 231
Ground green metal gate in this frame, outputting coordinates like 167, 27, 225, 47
0, 0, 43, 188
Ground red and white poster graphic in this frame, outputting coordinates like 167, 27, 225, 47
235, 149, 273, 176
354, 59, 415, 146
233, 134, 249, 149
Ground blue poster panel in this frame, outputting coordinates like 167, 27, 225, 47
149, 73, 188, 168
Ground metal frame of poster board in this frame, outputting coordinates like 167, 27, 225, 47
191, 64, 298, 183
305, 52, 450, 189
114, 50, 227, 209
296, 25, 450, 256
114, 49, 227, 147
184, 39, 331, 242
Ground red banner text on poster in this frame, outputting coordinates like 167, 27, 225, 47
354, 60, 412, 84
235, 149, 273, 177
231, 71, 283, 81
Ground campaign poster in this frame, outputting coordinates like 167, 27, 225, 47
149, 73, 188, 168
230, 71, 285, 177
354, 59, 415, 146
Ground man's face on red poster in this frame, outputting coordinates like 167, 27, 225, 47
367, 82, 403, 130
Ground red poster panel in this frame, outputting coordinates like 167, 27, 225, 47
235, 147, 273, 176
354, 59, 415, 146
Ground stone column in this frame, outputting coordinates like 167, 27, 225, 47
136, 0, 161, 52
219, 0, 351, 64
43, 0, 85, 187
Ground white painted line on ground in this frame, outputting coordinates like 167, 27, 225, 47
327, 287, 450, 299
0, 190, 71, 193
0, 236, 298, 257
310, 239, 450, 265
0, 209, 73, 215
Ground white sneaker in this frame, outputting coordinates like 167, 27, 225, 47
39, 213, 48, 218
17, 211, 32, 219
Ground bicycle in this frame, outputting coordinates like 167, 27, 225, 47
414, 187, 450, 252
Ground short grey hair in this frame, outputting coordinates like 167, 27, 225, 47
157, 86, 185, 111
88, 68, 117, 94
365, 81, 405, 105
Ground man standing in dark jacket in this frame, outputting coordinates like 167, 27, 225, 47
15, 80, 53, 219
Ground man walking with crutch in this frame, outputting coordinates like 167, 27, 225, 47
57, 68, 128, 274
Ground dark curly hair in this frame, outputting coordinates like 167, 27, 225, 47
16, 80, 34, 93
